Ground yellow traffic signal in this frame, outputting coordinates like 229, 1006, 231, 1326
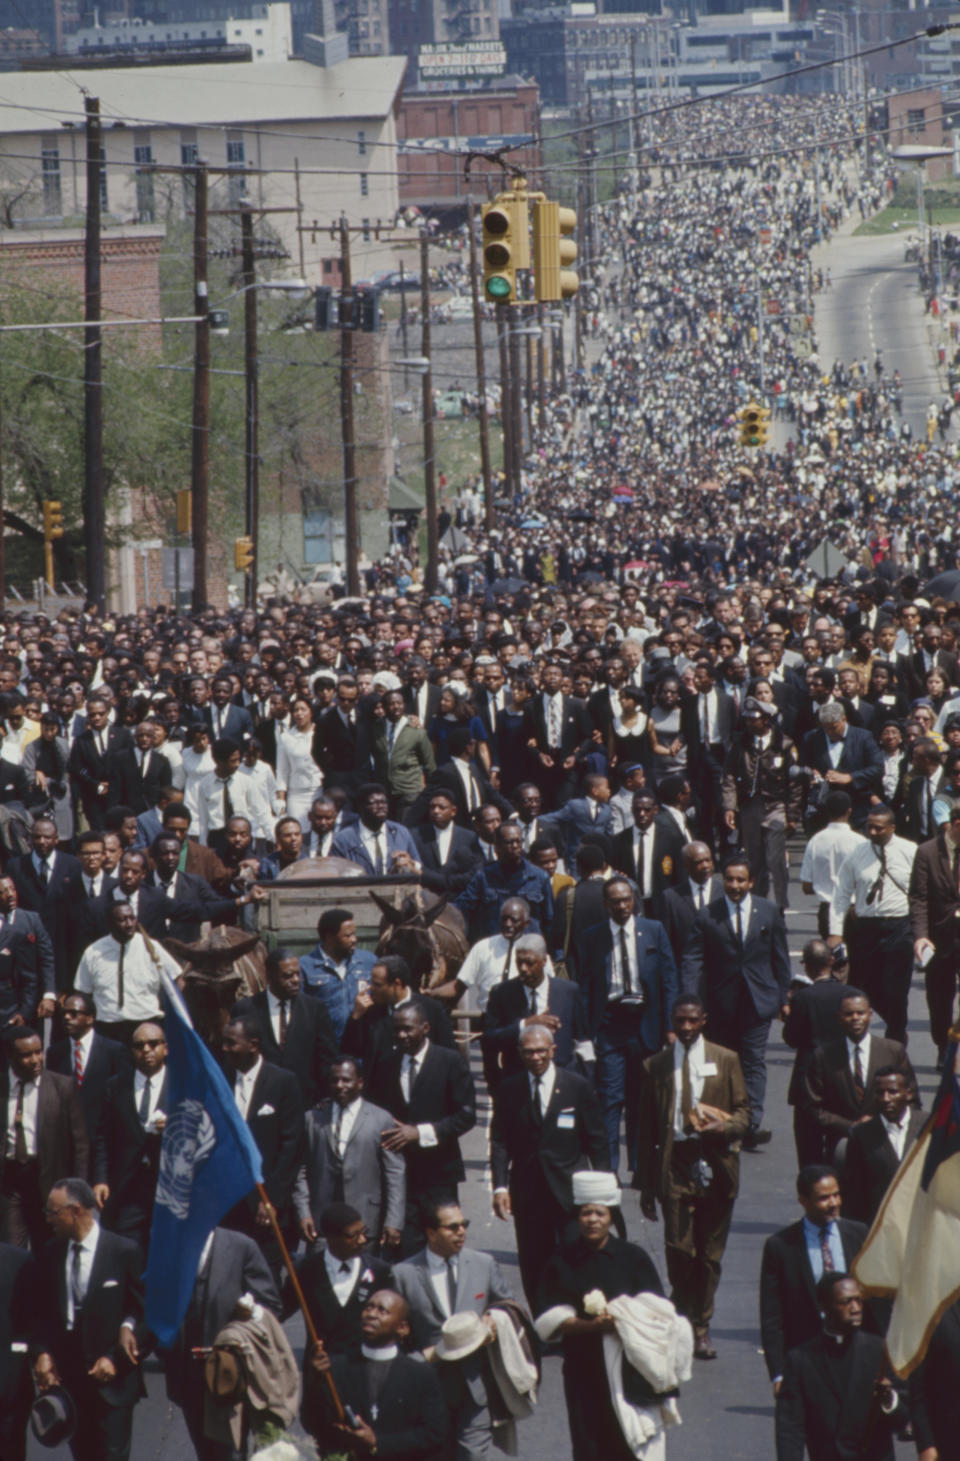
532, 200, 579, 303
176, 489, 192, 535
234, 536, 254, 572
42, 500, 64, 540
739, 403, 770, 448
481, 195, 529, 305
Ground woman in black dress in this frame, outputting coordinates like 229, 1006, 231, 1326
536, 1173, 668, 1461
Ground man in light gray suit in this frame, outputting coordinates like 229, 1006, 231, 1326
294, 1056, 405, 1252
160, 1226, 280, 1461
392, 1197, 517, 1461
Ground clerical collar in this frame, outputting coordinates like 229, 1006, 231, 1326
361, 1344, 398, 1361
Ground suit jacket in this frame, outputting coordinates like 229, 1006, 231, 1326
0, 906, 44, 1023
907, 646, 960, 698
313, 705, 359, 778
36, 1228, 151, 1409
202, 703, 254, 744
799, 725, 883, 826
293, 1098, 405, 1241
909, 1298, 960, 1455
842, 1108, 925, 1226
422, 760, 512, 829
340, 996, 456, 1094
47, 1033, 130, 1160
541, 797, 613, 865
403, 681, 443, 727
414, 824, 483, 895
142, 869, 238, 943
803, 1036, 918, 1137
372, 722, 436, 801
0, 1069, 88, 1202
660, 875, 725, 967
107, 746, 171, 814
232, 1059, 304, 1216
92, 1067, 169, 1219
681, 894, 791, 1026
490, 1064, 609, 1209
67, 726, 134, 822
331, 820, 421, 877
232, 990, 339, 1110
692, 686, 738, 750
759, 1216, 869, 1382
302, 1348, 446, 1461
523, 694, 593, 761
638, 1039, 750, 1201
898, 770, 944, 844
368, 1042, 475, 1194
297, 1249, 394, 1355
610, 821, 685, 920
392, 1247, 514, 1403
574, 915, 678, 1054
909, 826, 960, 950
484, 976, 590, 1076
0, 1243, 37, 1417
8, 850, 83, 990
775, 1329, 901, 1461
782, 979, 849, 1106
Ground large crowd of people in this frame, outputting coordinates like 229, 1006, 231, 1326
1, 90, 959, 1461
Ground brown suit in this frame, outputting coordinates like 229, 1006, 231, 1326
0, 1069, 89, 1251
909, 828, 960, 1049
803, 1036, 917, 1160
638, 1039, 750, 1337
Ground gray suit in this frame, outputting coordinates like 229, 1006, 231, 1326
293, 1097, 405, 1245
392, 1246, 516, 1461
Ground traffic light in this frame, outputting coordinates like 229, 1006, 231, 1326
315, 286, 340, 332
176, 489, 192, 535
481, 195, 529, 305
234, 536, 254, 572
42, 500, 64, 540
356, 287, 380, 333
532, 200, 579, 303
739, 403, 770, 448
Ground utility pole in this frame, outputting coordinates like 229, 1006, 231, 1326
755, 273, 766, 395
400, 260, 409, 391
509, 306, 523, 497
339, 217, 360, 598
240, 206, 259, 609
468, 202, 494, 529
536, 302, 546, 439
497, 310, 512, 494
84, 96, 105, 613
420, 233, 438, 593
190, 161, 209, 613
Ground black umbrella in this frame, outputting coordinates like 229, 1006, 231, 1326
577, 570, 605, 585
568, 509, 596, 522
923, 570, 960, 601
489, 576, 526, 595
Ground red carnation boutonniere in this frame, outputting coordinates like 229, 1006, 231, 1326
26, 933, 36, 944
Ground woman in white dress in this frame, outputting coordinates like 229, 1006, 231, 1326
276, 695, 324, 831
181, 724, 215, 822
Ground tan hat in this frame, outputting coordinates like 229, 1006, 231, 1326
435, 1312, 489, 1362
572, 1170, 620, 1207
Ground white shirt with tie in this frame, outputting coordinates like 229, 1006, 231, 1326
846, 1033, 871, 1085
882, 1112, 910, 1162
632, 825, 655, 898
453, 758, 481, 813
65, 1221, 101, 1331
528, 1060, 556, 1116
689, 879, 711, 912
234, 1056, 263, 1121
331, 1096, 362, 1157
724, 893, 752, 940
82, 871, 105, 899
426, 1245, 458, 1317
133, 1069, 165, 1129
266, 989, 294, 1047
399, 1041, 437, 1147
325, 1248, 361, 1306
672, 1033, 708, 1138
309, 829, 335, 858
608, 916, 640, 1001
72, 1029, 94, 1081
434, 823, 454, 865
360, 824, 390, 873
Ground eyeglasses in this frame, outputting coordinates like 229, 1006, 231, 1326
132, 1039, 164, 1051
437, 1220, 470, 1232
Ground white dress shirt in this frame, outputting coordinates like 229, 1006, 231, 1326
453, 758, 480, 813
528, 1060, 557, 1117
233, 1055, 263, 1120
608, 916, 639, 1001
331, 1096, 362, 1156
308, 829, 335, 858
632, 825, 655, 897
65, 1221, 101, 1330
434, 822, 454, 865
72, 1028, 94, 1080
457, 934, 556, 1011
133, 1069, 165, 1129
75, 932, 176, 1023
799, 823, 864, 903
826, 734, 846, 770
399, 1041, 437, 1147
360, 824, 390, 871
325, 1248, 361, 1306
724, 893, 752, 937
829, 836, 916, 934
689, 879, 710, 912
664, 804, 691, 844
266, 988, 295, 1047
5, 1075, 39, 1157
196, 768, 255, 843
846, 1033, 871, 1084
672, 1034, 708, 1138
882, 1112, 911, 1162
82, 871, 105, 899
426, 1245, 458, 1317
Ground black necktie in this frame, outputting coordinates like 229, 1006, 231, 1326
867, 845, 887, 905
222, 778, 233, 824
619, 924, 633, 996
531, 1075, 544, 1125
853, 1045, 865, 1101
735, 904, 744, 949
117, 941, 125, 1011
38, 858, 49, 890
926, 782, 934, 836
501, 937, 515, 982
13, 1082, 28, 1164
139, 1076, 152, 1126
446, 1258, 457, 1314
71, 1241, 85, 1321
278, 999, 288, 1048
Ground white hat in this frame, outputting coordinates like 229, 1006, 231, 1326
572, 1171, 620, 1207
435, 1312, 489, 1362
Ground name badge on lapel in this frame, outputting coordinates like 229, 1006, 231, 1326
557, 1109, 575, 1130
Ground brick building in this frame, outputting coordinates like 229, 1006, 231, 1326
398, 78, 540, 211
888, 87, 951, 182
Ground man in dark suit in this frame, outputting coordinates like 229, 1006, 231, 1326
522, 659, 593, 806
107, 722, 172, 814
905, 620, 960, 699
47, 991, 130, 1161
8, 816, 82, 995
909, 1296, 960, 1459
221, 1015, 305, 1279
422, 728, 512, 830
484, 932, 593, 1078
67, 697, 134, 830
414, 789, 483, 895
803, 991, 917, 1162
298, 1201, 394, 1354
490, 1023, 608, 1305
0, 1027, 89, 1251
402, 657, 443, 729
587, 654, 630, 743
759, 1165, 870, 1393
611, 789, 685, 921
0, 874, 44, 1029
232, 946, 339, 1110
314, 692, 361, 795
910, 809, 960, 1063
331, 782, 422, 877
302, 1288, 446, 1461
367, 1003, 476, 1253
898, 738, 945, 845
682, 853, 791, 1148
574, 876, 678, 1173
776, 1273, 905, 1461
32, 1177, 152, 1461
143, 834, 250, 942
660, 842, 724, 967
91, 1022, 168, 1252
340, 954, 456, 1095
782, 940, 849, 1165
843, 1067, 924, 1226
203, 675, 254, 744
800, 702, 883, 829
294, 1058, 405, 1252
161, 1226, 280, 1461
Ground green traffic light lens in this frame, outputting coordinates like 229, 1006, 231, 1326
486, 276, 512, 301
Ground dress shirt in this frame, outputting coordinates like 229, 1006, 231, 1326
72, 1029, 94, 1081
325, 1248, 361, 1307
631, 825, 654, 898
196, 768, 254, 842
457, 934, 555, 1011
607, 916, 639, 1001
453, 758, 480, 813
399, 1041, 437, 1147
672, 1034, 707, 1138
698, 689, 718, 743
826, 734, 846, 770
133, 1069, 165, 1129
266, 988, 294, 1047
233, 1056, 263, 1120
83, 872, 105, 899
829, 835, 916, 934
65, 1221, 101, 1331
882, 752, 904, 802
415, 683, 431, 725
802, 1216, 844, 1282
426, 1246, 458, 1318
799, 823, 864, 903
525, 980, 547, 1016
75, 932, 175, 1022
689, 879, 710, 912
360, 825, 389, 872
528, 1060, 556, 1116
724, 893, 753, 935
308, 830, 335, 858
846, 1033, 871, 1085
433, 822, 454, 865
32, 850, 56, 883
5, 1076, 39, 1157
542, 692, 564, 747
331, 1096, 362, 1157
882, 1112, 911, 1162
664, 804, 691, 844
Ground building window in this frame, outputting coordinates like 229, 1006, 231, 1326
357, 129, 367, 155
323, 258, 335, 274
907, 107, 926, 133
134, 138, 155, 222
41, 143, 61, 215
360, 172, 369, 196
303, 504, 334, 564
181, 136, 198, 212
227, 132, 246, 205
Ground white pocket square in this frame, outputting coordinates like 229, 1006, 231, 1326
257, 1103, 276, 1116
102, 1280, 119, 1288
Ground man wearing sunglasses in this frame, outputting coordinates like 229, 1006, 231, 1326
91, 1021, 168, 1255
910, 796, 960, 1070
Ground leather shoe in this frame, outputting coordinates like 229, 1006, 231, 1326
694, 1330, 717, 1360
742, 1128, 772, 1151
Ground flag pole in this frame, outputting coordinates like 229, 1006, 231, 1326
256, 1182, 346, 1421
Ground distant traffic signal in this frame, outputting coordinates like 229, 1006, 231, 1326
739, 403, 770, 448
532, 200, 578, 303
234, 536, 255, 572
176, 490, 192, 535
482, 196, 529, 305
42, 500, 64, 540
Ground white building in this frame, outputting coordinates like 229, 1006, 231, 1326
65, 2, 294, 64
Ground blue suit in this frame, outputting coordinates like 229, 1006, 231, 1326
298, 943, 378, 1042
799, 724, 883, 828
541, 796, 613, 865
330, 819, 420, 876
132, 806, 164, 852
575, 914, 678, 1173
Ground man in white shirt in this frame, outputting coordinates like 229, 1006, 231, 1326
297, 1201, 395, 1354
800, 789, 863, 937
75, 900, 178, 1045
196, 739, 254, 845
842, 1068, 925, 1226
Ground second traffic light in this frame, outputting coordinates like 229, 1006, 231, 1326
532, 201, 579, 302
481, 196, 530, 305
234, 536, 254, 572
42, 500, 64, 540
739, 403, 770, 448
